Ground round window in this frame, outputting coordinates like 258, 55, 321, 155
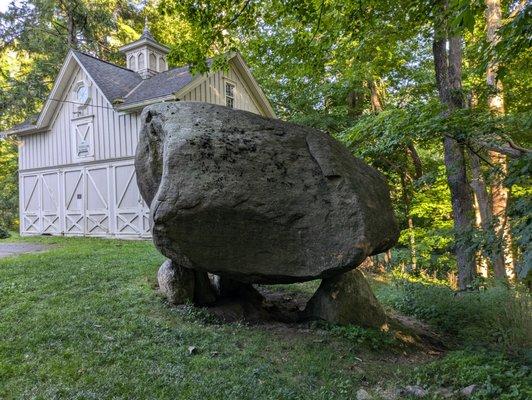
76, 85, 89, 104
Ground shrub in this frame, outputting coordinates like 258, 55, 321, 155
0, 138, 18, 230
0, 226, 10, 239
375, 272, 532, 352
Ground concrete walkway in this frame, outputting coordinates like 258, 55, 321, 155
0, 243, 49, 259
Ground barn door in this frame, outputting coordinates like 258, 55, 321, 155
113, 163, 149, 236
85, 166, 109, 235
41, 172, 60, 234
64, 168, 85, 235
20, 174, 41, 234
140, 198, 150, 236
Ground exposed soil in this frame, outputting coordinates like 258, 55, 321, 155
201, 283, 446, 354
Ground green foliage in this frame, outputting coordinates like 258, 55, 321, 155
375, 272, 532, 352
401, 167, 455, 275
0, 137, 18, 230
413, 350, 532, 400
0, 225, 10, 239
507, 154, 532, 278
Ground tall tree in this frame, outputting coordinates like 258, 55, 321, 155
432, 0, 477, 290
485, 0, 513, 279
469, 149, 506, 277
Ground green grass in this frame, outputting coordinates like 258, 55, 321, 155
0, 236, 410, 399
372, 270, 532, 400
413, 350, 532, 400
1, 235, 530, 399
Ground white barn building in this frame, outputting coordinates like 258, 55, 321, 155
6, 26, 275, 238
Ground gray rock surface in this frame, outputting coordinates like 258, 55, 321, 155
157, 259, 217, 305
157, 259, 194, 304
136, 102, 398, 284
305, 269, 387, 328
356, 388, 372, 400
402, 386, 428, 398
460, 385, 478, 397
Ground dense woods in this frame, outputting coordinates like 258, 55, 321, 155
2, 0, 529, 287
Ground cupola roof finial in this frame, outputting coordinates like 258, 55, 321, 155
141, 16, 154, 40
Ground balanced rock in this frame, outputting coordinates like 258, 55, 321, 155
136, 102, 398, 284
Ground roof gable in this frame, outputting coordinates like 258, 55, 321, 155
7, 50, 142, 135
73, 51, 142, 103
5, 50, 275, 135
118, 53, 276, 118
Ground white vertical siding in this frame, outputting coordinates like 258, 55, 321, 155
19, 66, 142, 172
180, 65, 263, 115
18, 57, 264, 174
19, 160, 150, 238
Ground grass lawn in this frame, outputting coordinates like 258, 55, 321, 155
0, 235, 423, 400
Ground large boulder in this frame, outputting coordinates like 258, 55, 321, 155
136, 102, 398, 284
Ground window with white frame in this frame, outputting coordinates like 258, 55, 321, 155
225, 81, 235, 108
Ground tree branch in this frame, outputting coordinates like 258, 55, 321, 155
479, 141, 531, 158
406, 142, 423, 179
508, 0, 527, 19
226, 0, 252, 28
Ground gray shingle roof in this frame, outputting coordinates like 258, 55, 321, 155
74, 51, 196, 106
73, 51, 142, 102
7, 113, 40, 132
121, 65, 194, 105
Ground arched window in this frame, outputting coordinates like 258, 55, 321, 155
138, 53, 145, 70
149, 53, 157, 70
159, 57, 166, 71
128, 55, 136, 70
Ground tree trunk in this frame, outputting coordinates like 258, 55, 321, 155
400, 172, 416, 271
346, 90, 364, 117
368, 79, 383, 113
469, 150, 507, 278
473, 193, 489, 277
59, 0, 78, 49
407, 216, 417, 271
485, 0, 514, 279
432, 5, 477, 290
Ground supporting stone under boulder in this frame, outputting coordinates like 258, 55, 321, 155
157, 259, 217, 305
304, 269, 387, 329
158, 258, 387, 328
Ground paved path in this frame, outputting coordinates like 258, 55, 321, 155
0, 243, 49, 259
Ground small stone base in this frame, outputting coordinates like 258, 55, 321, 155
157, 260, 217, 305
305, 269, 387, 328
157, 259, 194, 305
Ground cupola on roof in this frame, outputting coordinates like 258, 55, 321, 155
119, 18, 169, 79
